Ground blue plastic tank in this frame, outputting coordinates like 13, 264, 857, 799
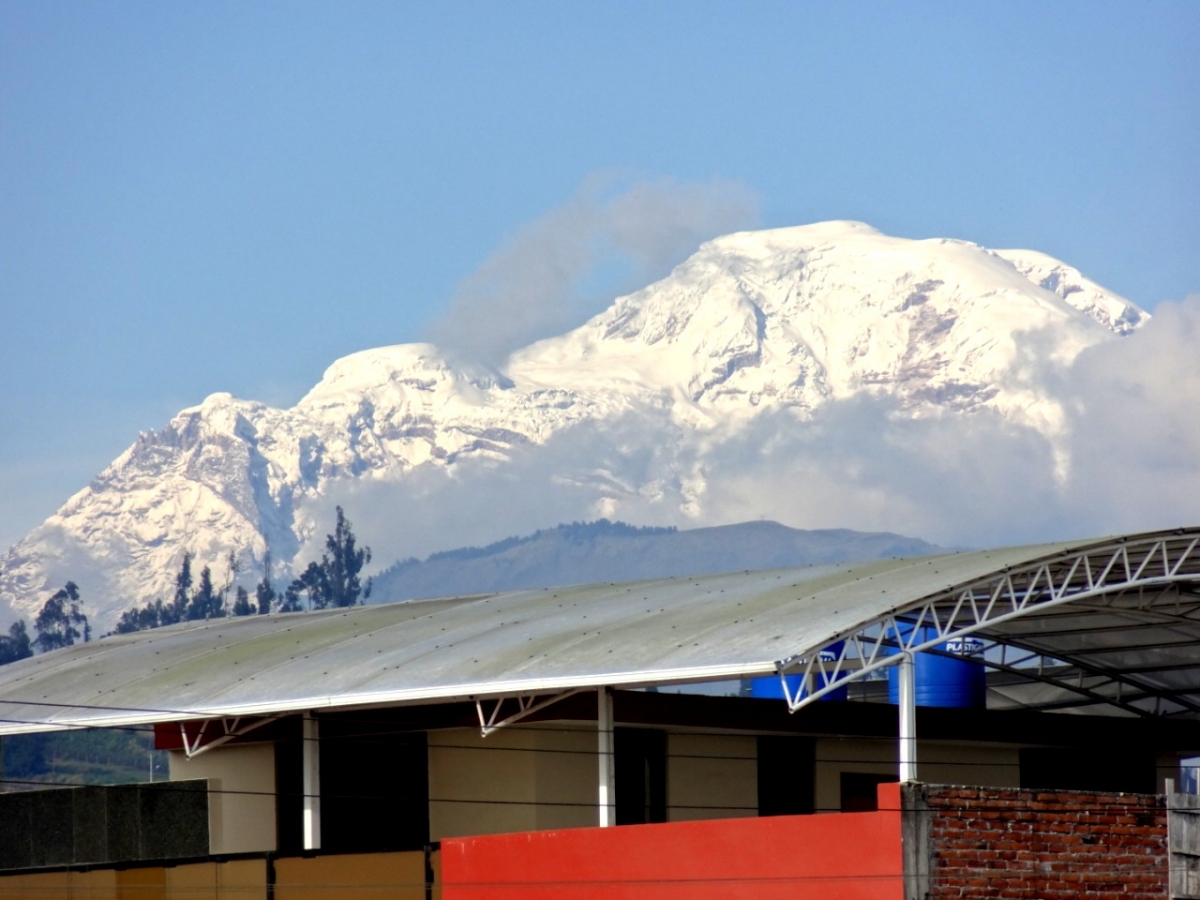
887, 627, 986, 708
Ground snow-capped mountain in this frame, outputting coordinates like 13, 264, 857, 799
0, 222, 1147, 631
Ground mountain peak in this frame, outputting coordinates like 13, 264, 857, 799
703, 220, 883, 255
0, 223, 1148, 631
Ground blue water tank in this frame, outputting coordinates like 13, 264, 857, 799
887, 628, 986, 708
751, 642, 848, 701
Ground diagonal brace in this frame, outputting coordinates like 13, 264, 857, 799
476, 688, 587, 737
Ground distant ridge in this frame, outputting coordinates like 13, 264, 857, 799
368, 519, 946, 603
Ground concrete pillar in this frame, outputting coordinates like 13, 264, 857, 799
302, 710, 321, 850
898, 653, 918, 783
597, 687, 615, 826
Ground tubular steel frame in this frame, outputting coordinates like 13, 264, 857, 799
779, 533, 1200, 717
475, 688, 587, 737
179, 714, 278, 758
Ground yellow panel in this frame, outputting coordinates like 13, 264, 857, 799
0, 865, 263, 900
214, 859, 267, 900
117, 867, 166, 900
0, 871, 72, 899
274, 851, 428, 900
0, 869, 123, 900
165, 862, 217, 899
74, 869, 120, 900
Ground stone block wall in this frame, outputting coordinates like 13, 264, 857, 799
0, 779, 209, 871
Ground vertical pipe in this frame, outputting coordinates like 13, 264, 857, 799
302, 710, 321, 850
597, 687, 615, 826
898, 653, 918, 782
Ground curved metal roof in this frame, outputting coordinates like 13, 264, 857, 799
0, 528, 1198, 734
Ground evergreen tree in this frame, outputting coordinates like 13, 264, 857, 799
113, 599, 168, 634
113, 606, 142, 634
287, 561, 328, 611
280, 582, 304, 613
187, 565, 223, 620
322, 506, 372, 607
221, 550, 241, 617
146, 599, 169, 629
34, 582, 89, 652
231, 586, 253, 616
255, 551, 276, 615
172, 552, 194, 622
0, 620, 33, 665
282, 507, 373, 611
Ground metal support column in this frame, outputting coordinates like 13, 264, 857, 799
597, 687, 615, 827
898, 653, 918, 782
302, 710, 321, 850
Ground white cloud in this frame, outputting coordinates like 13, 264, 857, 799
305, 290, 1200, 568
1059, 294, 1200, 534
314, 201, 1200, 577
689, 399, 1067, 549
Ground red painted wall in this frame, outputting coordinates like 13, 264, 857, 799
441, 783, 904, 900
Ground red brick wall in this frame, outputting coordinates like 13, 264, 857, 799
917, 785, 1167, 899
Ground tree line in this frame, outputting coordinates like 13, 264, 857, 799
0, 507, 371, 663
0, 580, 89, 665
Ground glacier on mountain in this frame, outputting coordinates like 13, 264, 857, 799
0, 222, 1149, 631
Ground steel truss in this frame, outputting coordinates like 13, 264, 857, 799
778, 533, 1200, 717
180, 715, 278, 758
475, 688, 586, 737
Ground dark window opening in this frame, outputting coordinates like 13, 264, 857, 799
274, 715, 429, 855
320, 721, 429, 853
616, 727, 666, 825
1020, 746, 1155, 794
757, 736, 815, 816
274, 720, 303, 854
840, 772, 895, 812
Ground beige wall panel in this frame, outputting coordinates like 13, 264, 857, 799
666, 732, 757, 822
533, 725, 597, 830
921, 742, 1020, 789
815, 737, 896, 813
428, 728, 538, 839
1160, 750, 1186, 793
274, 851, 427, 900
815, 737, 1023, 811
169, 744, 277, 854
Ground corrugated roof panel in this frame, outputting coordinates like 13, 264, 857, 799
1, 530, 1198, 733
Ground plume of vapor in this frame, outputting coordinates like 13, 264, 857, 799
426, 175, 759, 368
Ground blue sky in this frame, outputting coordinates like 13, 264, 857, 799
1, 1, 1197, 551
